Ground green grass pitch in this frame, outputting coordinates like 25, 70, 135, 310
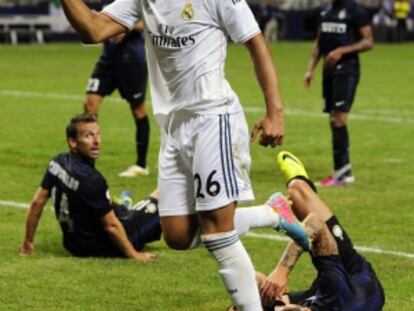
0, 42, 413, 310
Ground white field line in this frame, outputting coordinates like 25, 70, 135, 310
1, 199, 413, 260
245, 232, 414, 260
243, 107, 414, 125
0, 89, 124, 103
0, 200, 30, 209
1, 89, 414, 125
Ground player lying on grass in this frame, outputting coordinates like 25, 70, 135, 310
230, 151, 385, 310
20, 114, 310, 263
260, 151, 385, 310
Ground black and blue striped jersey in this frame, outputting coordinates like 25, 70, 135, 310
319, 0, 370, 74
41, 152, 114, 255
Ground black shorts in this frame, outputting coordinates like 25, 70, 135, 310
64, 234, 123, 258
322, 73, 359, 113
347, 262, 385, 311
86, 61, 148, 105
117, 207, 162, 251
65, 204, 161, 258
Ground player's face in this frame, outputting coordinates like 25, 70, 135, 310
73, 122, 101, 160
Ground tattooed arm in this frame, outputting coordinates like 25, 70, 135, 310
260, 240, 304, 304
260, 212, 335, 304
307, 212, 338, 258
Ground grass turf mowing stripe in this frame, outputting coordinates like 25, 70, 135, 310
1, 89, 414, 125
2, 199, 413, 260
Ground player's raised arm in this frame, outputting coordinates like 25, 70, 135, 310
245, 34, 284, 148
60, 0, 127, 43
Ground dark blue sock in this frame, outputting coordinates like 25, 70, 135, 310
135, 116, 149, 168
331, 123, 351, 175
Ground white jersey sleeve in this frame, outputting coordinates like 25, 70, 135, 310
102, 0, 141, 30
215, 0, 260, 43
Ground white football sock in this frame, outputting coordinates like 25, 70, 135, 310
188, 205, 279, 249
234, 205, 280, 236
202, 231, 262, 311
188, 227, 202, 249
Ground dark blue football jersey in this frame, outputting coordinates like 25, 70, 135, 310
297, 255, 384, 311
319, 0, 370, 70
41, 152, 114, 254
299, 255, 355, 311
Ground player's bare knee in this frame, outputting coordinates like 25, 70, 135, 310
160, 216, 199, 250
84, 100, 98, 115
164, 236, 193, 250
286, 179, 308, 197
83, 101, 92, 113
131, 101, 147, 119
161, 227, 192, 249
329, 113, 347, 127
286, 185, 309, 221
198, 205, 235, 235
84, 94, 102, 115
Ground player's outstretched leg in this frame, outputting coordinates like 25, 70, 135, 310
277, 151, 317, 192
266, 192, 311, 252
277, 151, 309, 181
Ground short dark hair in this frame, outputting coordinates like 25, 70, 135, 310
66, 114, 98, 140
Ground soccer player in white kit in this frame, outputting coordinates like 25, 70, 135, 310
58, 0, 285, 309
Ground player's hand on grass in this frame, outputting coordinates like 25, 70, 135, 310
324, 49, 343, 69
260, 267, 289, 305
304, 71, 313, 88
19, 241, 35, 256
250, 114, 284, 147
132, 251, 157, 262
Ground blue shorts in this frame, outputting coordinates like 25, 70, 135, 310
86, 61, 148, 105
323, 73, 360, 113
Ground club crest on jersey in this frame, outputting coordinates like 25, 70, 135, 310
181, 2, 194, 20
338, 9, 347, 19
332, 225, 344, 240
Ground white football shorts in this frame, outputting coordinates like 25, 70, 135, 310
158, 110, 254, 217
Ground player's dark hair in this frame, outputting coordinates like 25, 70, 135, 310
66, 114, 98, 140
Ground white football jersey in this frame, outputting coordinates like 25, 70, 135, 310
103, 0, 260, 126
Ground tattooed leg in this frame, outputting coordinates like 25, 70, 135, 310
286, 179, 334, 222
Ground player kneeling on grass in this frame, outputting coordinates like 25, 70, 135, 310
20, 114, 161, 261
230, 151, 385, 311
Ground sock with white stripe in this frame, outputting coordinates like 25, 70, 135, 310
202, 231, 261, 311
188, 206, 279, 249
234, 205, 280, 236
331, 123, 351, 176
